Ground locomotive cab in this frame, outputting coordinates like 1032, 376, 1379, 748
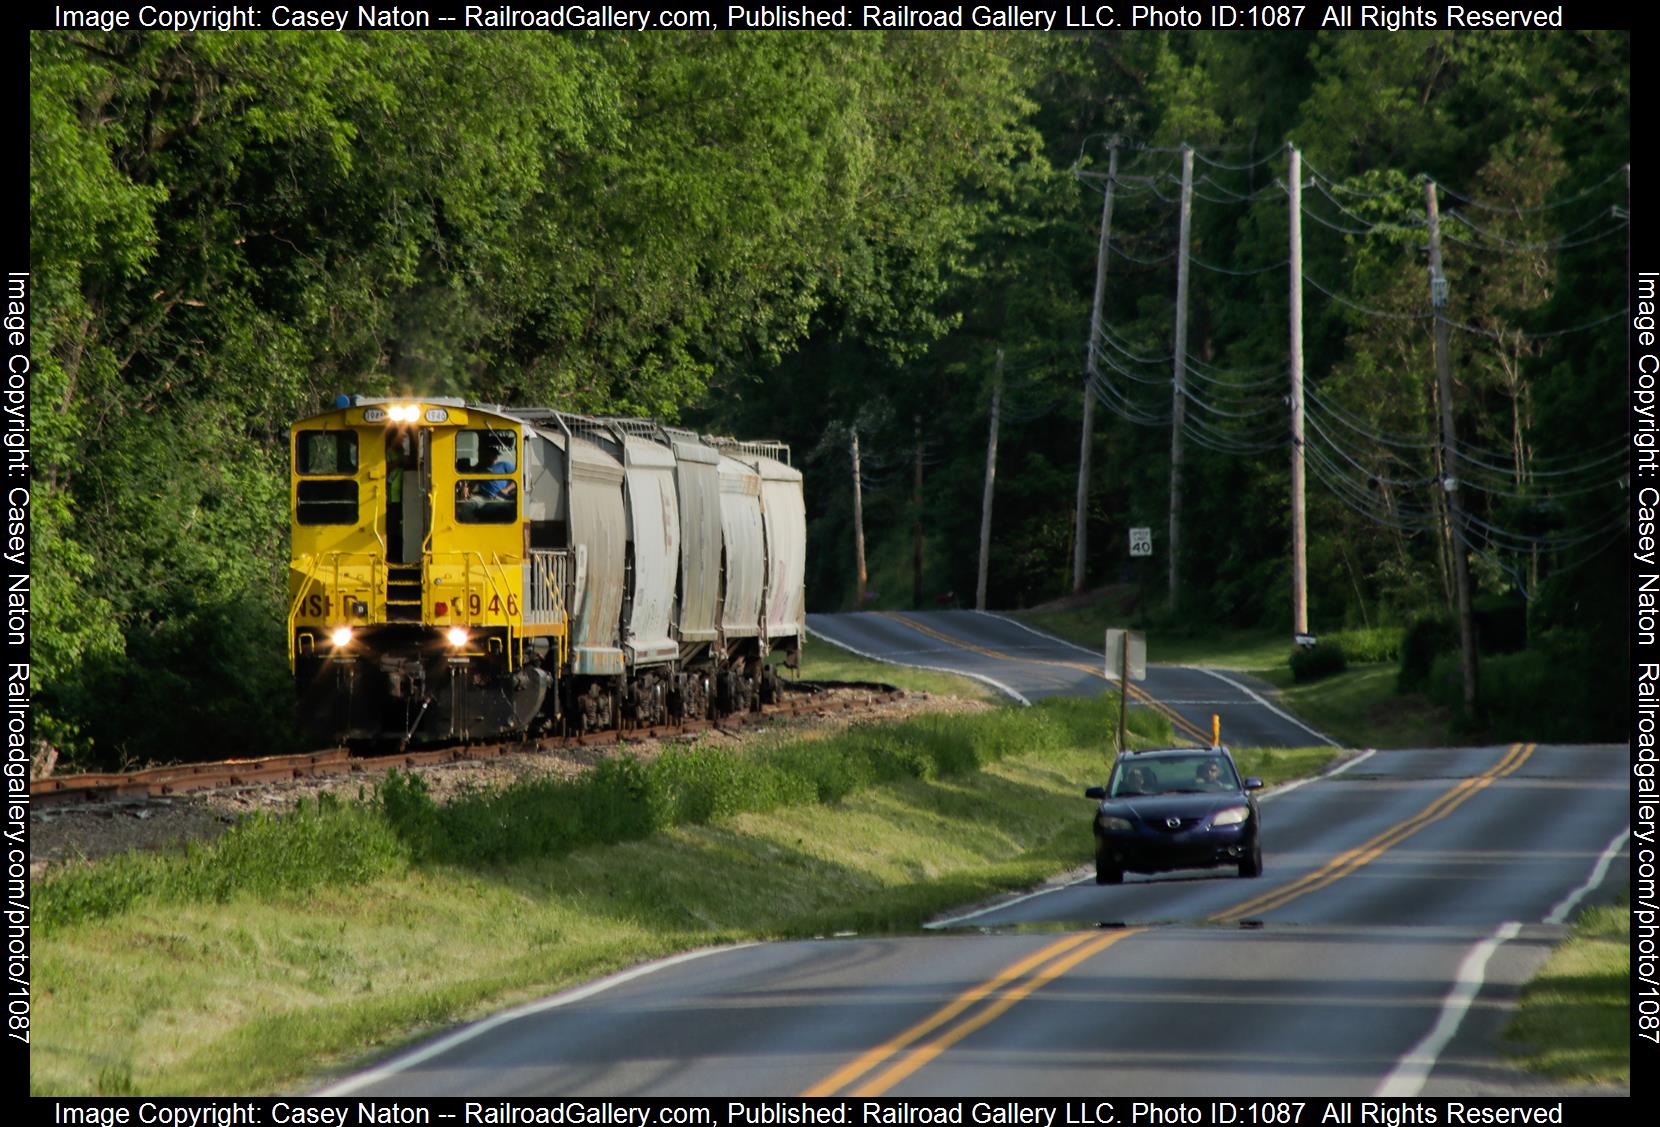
289, 398, 567, 744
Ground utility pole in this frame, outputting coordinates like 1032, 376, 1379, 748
1075, 141, 1118, 595
1169, 145, 1193, 608
1289, 144, 1308, 639
1425, 179, 1479, 714
977, 349, 1004, 611
851, 429, 867, 609
912, 415, 923, 609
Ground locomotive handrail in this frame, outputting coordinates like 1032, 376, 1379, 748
526, 549, 572, 667
369, 475, 387, 556
286, 555, 322, 668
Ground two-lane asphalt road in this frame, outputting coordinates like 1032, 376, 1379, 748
808, 609, 1333, 748
318, 614, 1629, 1098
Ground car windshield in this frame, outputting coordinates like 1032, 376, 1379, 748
1111, 756, 1240, 796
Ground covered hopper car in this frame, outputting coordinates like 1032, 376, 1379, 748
288, 397, 804, 743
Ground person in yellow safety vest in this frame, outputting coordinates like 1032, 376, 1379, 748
386, 433, 408, 561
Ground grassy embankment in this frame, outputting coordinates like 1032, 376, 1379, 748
31, 639, 1340, 1096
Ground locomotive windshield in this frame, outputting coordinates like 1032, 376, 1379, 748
296, 430, 358, 475
455, 430, 516, 474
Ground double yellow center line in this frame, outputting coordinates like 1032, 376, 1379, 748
800, 927, 1142, 1097
881, 612, 1212, 745
1209, 741, 1536, 921
800, 735, 1536, 1095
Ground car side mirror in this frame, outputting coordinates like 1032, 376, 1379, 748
1084, 786, 1107, 800
1244, 777, 1263, 791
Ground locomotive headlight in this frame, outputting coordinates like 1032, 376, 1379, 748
446, 627, 469, 648
330, 626, 354, 648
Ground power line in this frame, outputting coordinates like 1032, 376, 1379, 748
1189, 254, 1288, 277
1436, 164, 1628, 215
1303, 273, 1433, 321
1443, 207, 1626, 252
1304, 385, 1438, 451
1191, 147, 1282, 172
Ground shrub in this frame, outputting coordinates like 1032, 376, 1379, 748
1289, 640, 1347, 683
1399, 616, 1457, 692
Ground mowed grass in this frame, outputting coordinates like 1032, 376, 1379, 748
35, 757, 1088, 1095
45, 695, 1322, 1096
800, 633, 1007, 702
1505, 901, 1631, 1085
1011, 606, 1288, 672
1254, 663, 1451, 750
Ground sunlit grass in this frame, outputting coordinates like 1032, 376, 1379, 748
800, 634, 1006, 701
1505, 900, 1629, 1085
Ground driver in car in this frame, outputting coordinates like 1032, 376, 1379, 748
1194, 760, 1229, 789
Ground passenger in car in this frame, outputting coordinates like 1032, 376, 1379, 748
1121, 766, 1154, 794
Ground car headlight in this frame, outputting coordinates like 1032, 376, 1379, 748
1211, 806, 1250, 827
1097, 815, 1133, 832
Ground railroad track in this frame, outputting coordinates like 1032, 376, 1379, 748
31, 680, 904, 808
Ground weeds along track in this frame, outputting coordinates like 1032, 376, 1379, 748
32, 680, 903, 808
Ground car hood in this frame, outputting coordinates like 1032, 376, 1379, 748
1099, 793, 1247, 820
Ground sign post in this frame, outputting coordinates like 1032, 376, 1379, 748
1103, 627, 1146, 758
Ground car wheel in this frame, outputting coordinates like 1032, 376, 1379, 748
1095, 857, 1124, 885
1238, 843, 1262, 878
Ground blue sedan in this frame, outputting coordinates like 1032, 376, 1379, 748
1084, 747, 1264, 884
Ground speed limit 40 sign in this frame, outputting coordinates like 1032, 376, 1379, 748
1129, 527, 1153, 557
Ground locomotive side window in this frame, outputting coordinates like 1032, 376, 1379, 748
455, 430, 517, 474
297, 480, 360, 525
455, 480, 517, 523
296, 430, 358, 476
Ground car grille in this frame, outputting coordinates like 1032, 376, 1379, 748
1147, 816, 1203, 833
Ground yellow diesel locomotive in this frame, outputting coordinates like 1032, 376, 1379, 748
288, 397, 805, 744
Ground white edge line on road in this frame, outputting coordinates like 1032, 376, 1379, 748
1194, 667, 1344, 748
924, 746, 1379, 929
1373, 921, 1524, 1098
924, 875, 1094, 929
976, 610, 1104, 659
1546, 827, 1629, 924
806, 624, 1031, 706
978, 612, 1345, 749
313, 944, 757, 1095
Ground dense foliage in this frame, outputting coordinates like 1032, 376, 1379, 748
30, 29, 1629, 764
